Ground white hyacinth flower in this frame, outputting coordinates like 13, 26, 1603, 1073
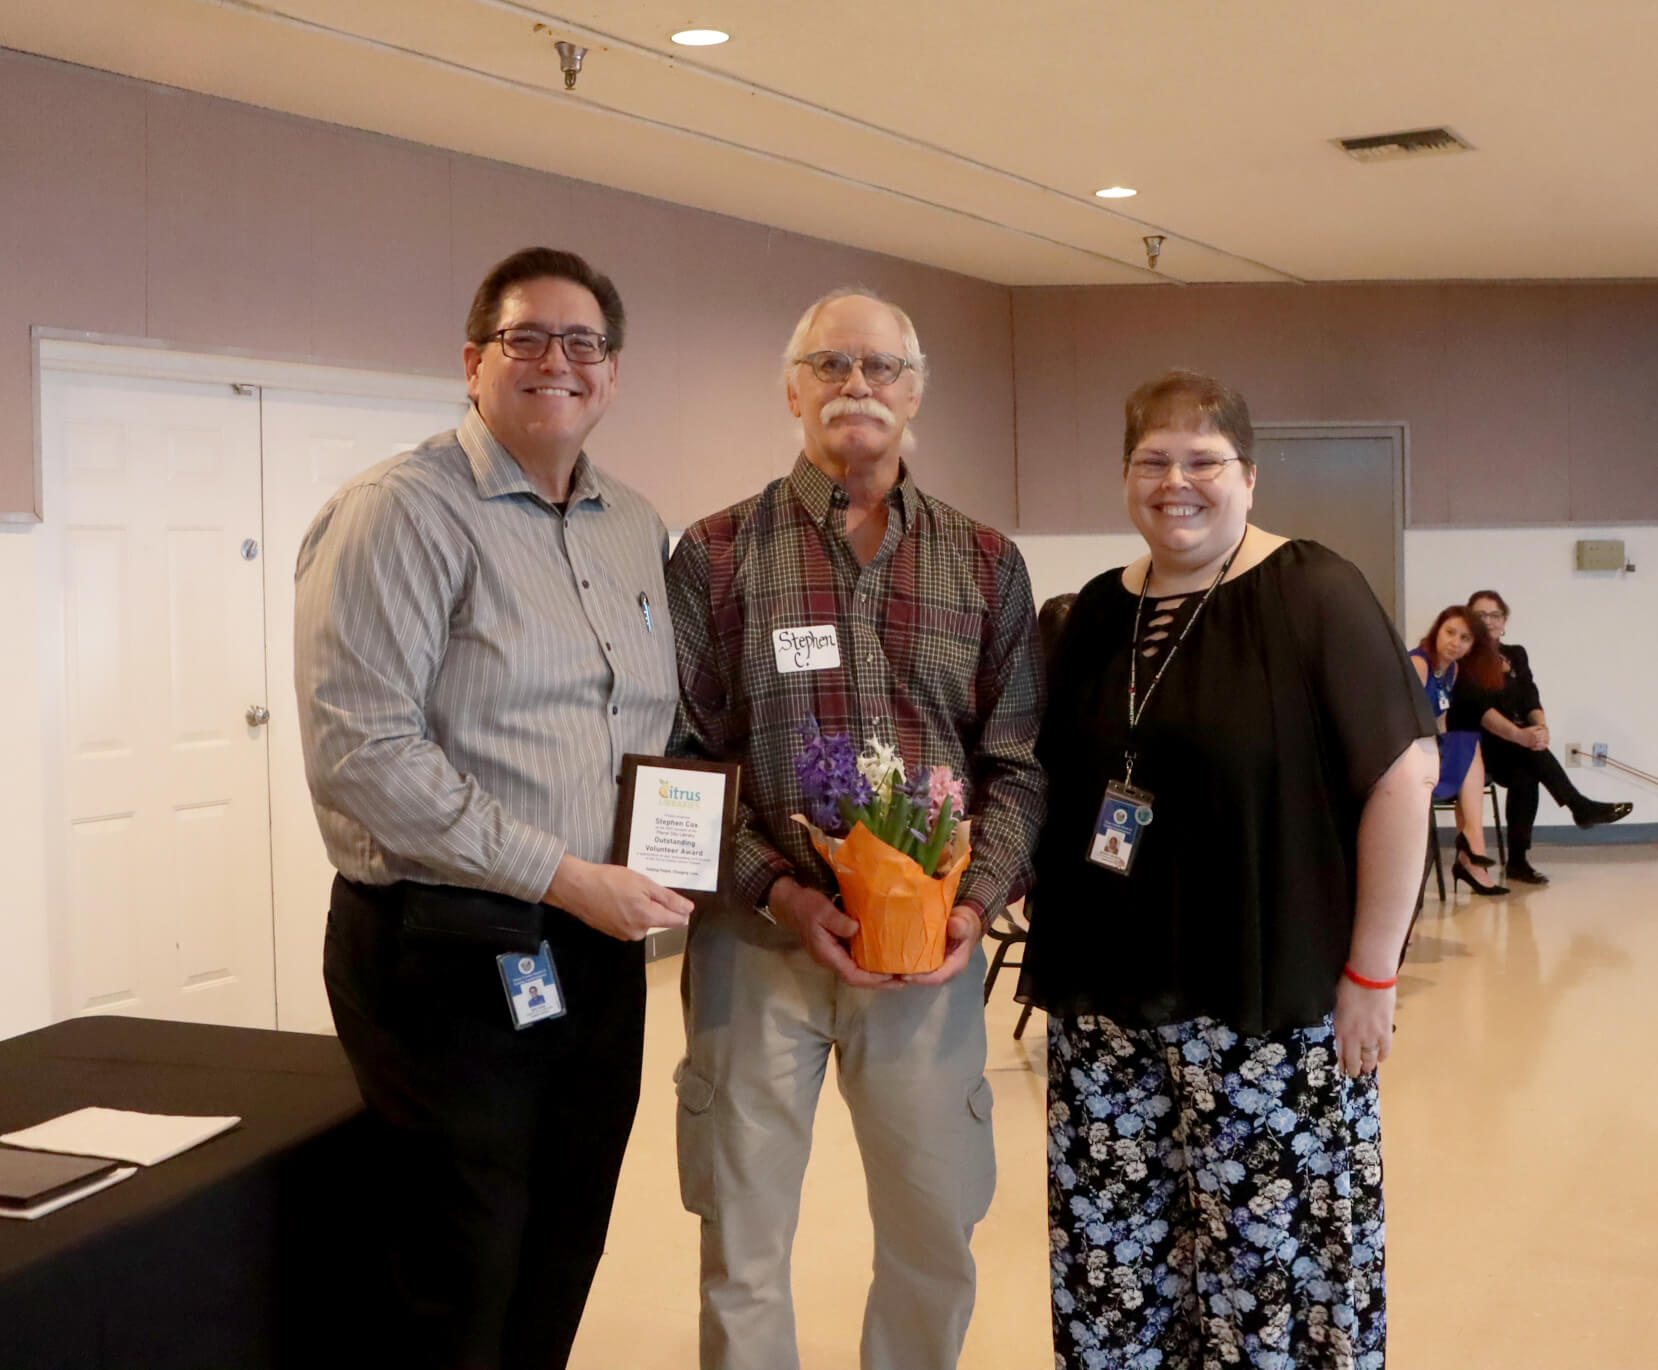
856, 735, 906, 802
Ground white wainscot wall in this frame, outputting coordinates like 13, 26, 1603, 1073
1403, 526, 1654, 826
1017, 528, 1655, 834
3, 524, 1649, 1041
1012, 533, 1149, 609
0, 525, 51, 1040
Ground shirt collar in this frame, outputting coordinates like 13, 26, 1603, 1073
787, 452, 920, 531
458, 406, 608, 509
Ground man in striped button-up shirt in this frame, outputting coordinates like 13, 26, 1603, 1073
667, 290, 1046, 1370
295, 248, 691, 1370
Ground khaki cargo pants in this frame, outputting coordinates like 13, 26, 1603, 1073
675, 900, 996, 1370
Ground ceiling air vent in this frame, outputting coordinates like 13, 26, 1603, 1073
1334, 126, 1475, 163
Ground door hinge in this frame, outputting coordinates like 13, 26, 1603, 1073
231, 383, 257, 397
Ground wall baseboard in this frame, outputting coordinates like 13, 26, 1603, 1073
645, 926, 687, 962
1436, 823, 1657, 849
1529, 822, 1657, 847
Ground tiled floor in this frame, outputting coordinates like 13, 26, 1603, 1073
572, 843, 1658, 1369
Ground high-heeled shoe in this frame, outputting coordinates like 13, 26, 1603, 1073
1455, 832, 1495, 868
1452, 859, 1509, 896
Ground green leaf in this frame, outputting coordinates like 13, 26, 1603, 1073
917, 796, 955, 876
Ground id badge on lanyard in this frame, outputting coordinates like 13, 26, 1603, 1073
1087, 779, 1155, 876
497, 941, 567, 1029
1096, 533, 1242, 878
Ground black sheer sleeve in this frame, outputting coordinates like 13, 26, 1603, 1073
1280, 546, 1436, 800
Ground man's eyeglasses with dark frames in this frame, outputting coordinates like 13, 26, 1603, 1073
489, 327, 611, 364
793, 350, 914, 387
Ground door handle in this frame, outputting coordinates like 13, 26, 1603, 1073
246, 705, 271, 727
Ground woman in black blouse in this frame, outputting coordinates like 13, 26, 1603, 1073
1019, 371, 1438, 1370
1455, 589, 1633, 884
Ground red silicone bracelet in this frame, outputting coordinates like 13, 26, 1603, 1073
1343, 964, 1398, 991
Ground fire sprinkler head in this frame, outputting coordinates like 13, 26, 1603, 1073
554, 40, 586, 90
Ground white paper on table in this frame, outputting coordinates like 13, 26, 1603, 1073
0, 1165, 137, 1221
0, 1108, 241, 1167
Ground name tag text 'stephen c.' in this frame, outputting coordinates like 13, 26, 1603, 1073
773, 625, 841, 674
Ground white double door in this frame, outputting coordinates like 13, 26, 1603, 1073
39, 355, 465, 1032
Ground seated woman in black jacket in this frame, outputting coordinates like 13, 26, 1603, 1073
1453, 589, 1633, 884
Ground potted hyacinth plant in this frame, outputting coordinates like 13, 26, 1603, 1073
791, 717, 972, 974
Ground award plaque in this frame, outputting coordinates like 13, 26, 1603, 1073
611, 755, 741, 894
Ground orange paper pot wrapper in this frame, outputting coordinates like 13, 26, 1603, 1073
794, 816, 972, 975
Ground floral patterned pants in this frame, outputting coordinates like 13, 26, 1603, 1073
1048, 1014, 1385, 1370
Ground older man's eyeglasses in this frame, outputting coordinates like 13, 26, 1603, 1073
489, 327, 610, 364
794, 350, 913, 386
1127, 455, 1242, 482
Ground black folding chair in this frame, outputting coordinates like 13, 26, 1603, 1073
1426, 781, 1506, 899
983, 903, 1035, 1040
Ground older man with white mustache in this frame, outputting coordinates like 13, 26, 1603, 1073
664, 289, 1046, 1370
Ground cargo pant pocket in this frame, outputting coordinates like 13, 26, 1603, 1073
963, 1075, 998, 1225
674, 1058, 718, 1220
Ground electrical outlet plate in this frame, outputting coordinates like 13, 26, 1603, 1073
1592, 743, 1608, 767
1565, 742, 1581, 768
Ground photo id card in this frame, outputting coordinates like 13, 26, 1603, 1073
496, 941, 566, 1030
1087, 780, 1155, 876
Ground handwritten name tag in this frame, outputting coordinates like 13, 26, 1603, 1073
773, 625, 842, 674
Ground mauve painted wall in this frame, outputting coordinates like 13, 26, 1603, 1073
0, 49, 1016, 529
1012, 282, 1658, 533
9, 48, 1656, 538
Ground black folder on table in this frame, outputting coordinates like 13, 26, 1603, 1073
0, 1146, 120, 1211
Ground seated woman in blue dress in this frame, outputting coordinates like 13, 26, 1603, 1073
1411, 605, 1507, 894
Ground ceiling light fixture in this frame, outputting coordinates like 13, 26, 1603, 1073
1095, 186, 1138, 199
671, 28, 731, 46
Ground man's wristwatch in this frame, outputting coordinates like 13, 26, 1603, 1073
756, 872, 791, 925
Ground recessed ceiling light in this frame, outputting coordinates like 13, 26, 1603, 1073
1095, 186, 1138, 199
671, 28, 730, 46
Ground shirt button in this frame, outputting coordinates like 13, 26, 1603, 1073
611, 705, 619, 715
865, 653, 874, 664
605, 641, 612, 651
581, 579, 590, 589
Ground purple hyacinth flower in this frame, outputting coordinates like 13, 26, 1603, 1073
794, 715, 873, 833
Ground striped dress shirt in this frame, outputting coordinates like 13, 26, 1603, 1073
667, 454, 1046, 918
294, 405, 679, 904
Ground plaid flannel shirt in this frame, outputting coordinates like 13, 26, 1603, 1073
666, 455, 1045, 919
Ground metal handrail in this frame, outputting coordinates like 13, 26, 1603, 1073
1566, 747, 1658, 788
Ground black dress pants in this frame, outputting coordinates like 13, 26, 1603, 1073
1481, 737, 1584, 861
323, 876, 646, 1370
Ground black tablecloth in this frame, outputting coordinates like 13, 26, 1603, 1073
0, 1015, 368, 1370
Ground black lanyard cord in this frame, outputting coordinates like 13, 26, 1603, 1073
1124, 532, 1248, 784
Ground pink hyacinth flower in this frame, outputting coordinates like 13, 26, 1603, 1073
927, 765, 965, 824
